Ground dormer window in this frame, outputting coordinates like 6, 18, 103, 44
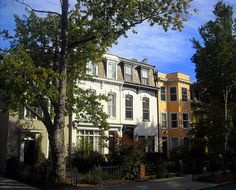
107, 60, 116, 79
141, 69, 148, 85
86, 61, 97, 76
125, 65, 133, 82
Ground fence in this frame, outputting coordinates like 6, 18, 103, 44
66, 165, 125, 185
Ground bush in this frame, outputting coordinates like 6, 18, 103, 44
71, 143, 106, 173
123, 151, 145, 180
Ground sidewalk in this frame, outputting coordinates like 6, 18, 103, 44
0, 177, 40, 190
79, 175, 236, 190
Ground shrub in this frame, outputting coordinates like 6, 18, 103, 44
70, 141, 106, 173
123, 151, 145, 180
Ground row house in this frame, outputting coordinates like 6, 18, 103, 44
0, 54, 192, 173
156, 72, 191, 157
73, 54, 159, 154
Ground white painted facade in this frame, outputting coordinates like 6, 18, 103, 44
71, 54, 159, 154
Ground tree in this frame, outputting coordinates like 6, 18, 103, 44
1, 0, 193, 184
191, 1, 236, 170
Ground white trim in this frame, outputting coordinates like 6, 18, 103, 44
161, 112, 168, 129
182, 112, 190, 129
181, 87, 188, 102
170, 112, 178, 129
160, 86, 166, 102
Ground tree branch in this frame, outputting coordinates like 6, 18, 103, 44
15, 0, 61, 16
24, 104, 44, 122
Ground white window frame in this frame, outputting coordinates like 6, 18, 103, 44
142, 97, 150, 121
125, 94, 133, 120
125, 64, 133, 82
76, 129, 102, 153
107, 60, 117, 79
182, 112, 190, 129
170, 112, 178, 129
169, 86, 177, 102
181, 87, 188, 102
141, 69, 148, 85
86, 61, 98, 76
24, 106, 42, 120
108, 92, 116, 118
160, 86, 166, 101
161, 112, 168, 129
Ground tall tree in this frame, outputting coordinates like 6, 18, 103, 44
1, 0, 192, 184
192, 1, 236, 170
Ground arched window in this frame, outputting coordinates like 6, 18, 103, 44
125, 95, 133, 119
142, 97, 149, 121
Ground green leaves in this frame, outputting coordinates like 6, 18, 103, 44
0, 46, 59, 111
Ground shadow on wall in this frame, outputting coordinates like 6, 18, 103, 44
134, 118, 157, 137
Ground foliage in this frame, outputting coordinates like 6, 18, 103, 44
169, 146, 189, 162
1, 0, 193, 183
123, 151, 145, 180
85, 166, 103, 184
191, 1, 236, 171
71, 140, 106, 173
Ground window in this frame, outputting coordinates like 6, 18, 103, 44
160, 87, 166, 101
170, 87, 177, 101
24, 106, 42, 120
183, 137, 189, 147
88, 89, 96, 95
86, 62, 97, 76
125, 65, 133, 82
182, 113, 189, 128
141, 69, 148, 85
142, 97, 149, 121
125, 95, 133, 119
161, 113, 167, 129
108, 93, 116, 118
182, 87, 188, 101
170, 113, 178, 128
171, 137, 179, 149
107, 60, 116, 79
76, 130, 101, 153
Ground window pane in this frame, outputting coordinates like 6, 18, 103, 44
108, 93, 116, 117
161, 113, 167, 128
141, 69, 148, 85
108, 61, 116, 79
125, 95, 133, 119
125, 66, 132, 75
182, 87, 187, 101
183, 113, 189, 128
87, 62, 97, 76
160, 87, 166, 101
143, 98, 149, 121
170, 87, 177, 101
171, 113, 178, 128
172, 137, 179, 148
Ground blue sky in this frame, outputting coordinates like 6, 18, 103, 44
1, 0, 236, 81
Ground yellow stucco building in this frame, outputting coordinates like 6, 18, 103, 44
156, 72, 191, 156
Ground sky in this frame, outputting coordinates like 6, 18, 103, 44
1, 0, 236, 82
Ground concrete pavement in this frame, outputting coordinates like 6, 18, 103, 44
0, 175, 235, 190
80, 175, 236, 190
0, 177, 40, 190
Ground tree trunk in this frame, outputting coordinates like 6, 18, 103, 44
47, 0, 69, 185
223, 88, 229, 171
48, 124, 66, 184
